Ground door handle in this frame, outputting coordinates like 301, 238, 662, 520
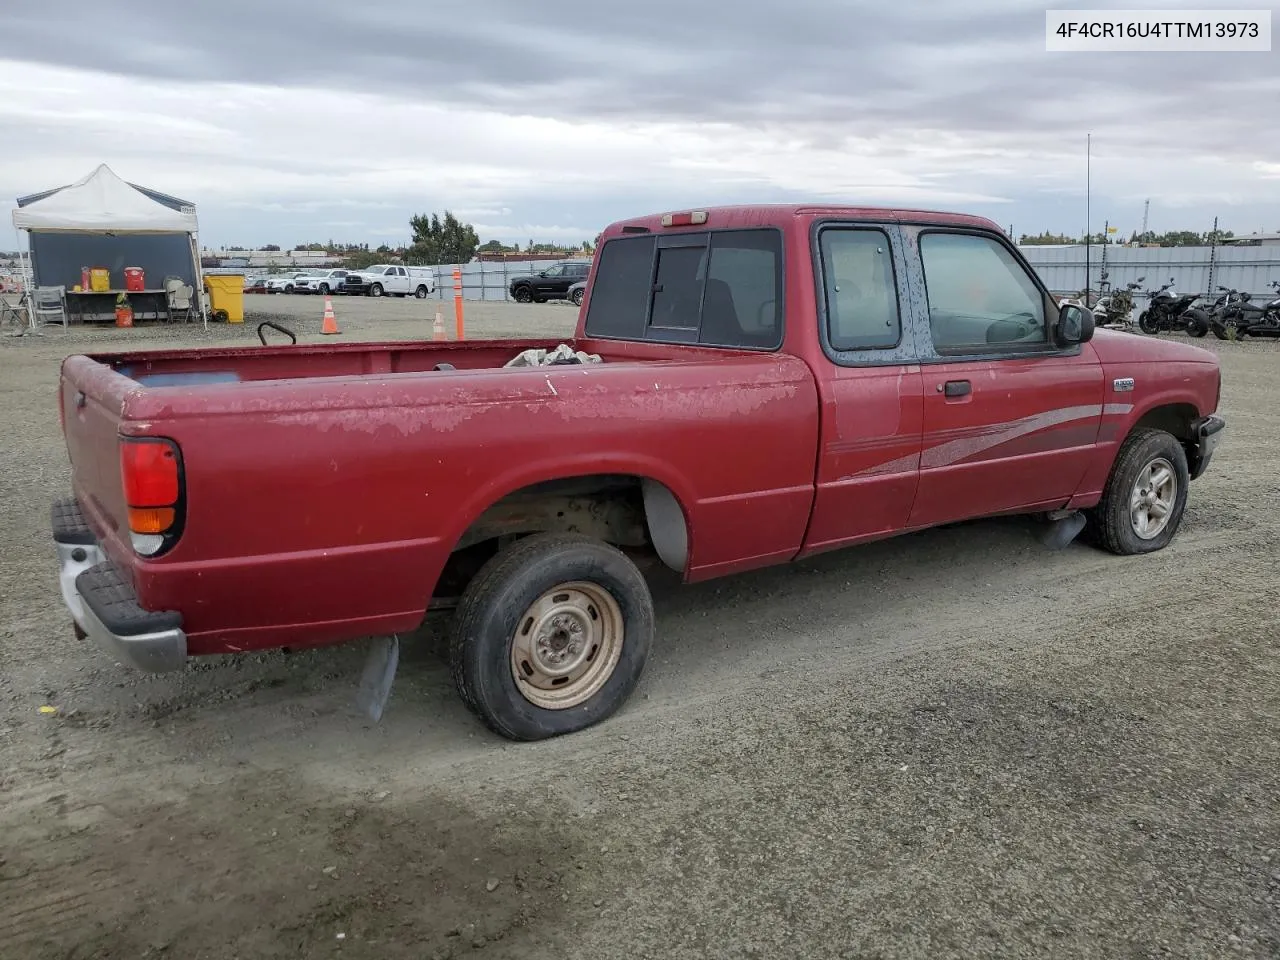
943, 380, 971, 398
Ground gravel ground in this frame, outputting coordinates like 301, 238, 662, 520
1, 301, 1277, 960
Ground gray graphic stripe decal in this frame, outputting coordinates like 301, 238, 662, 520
843, 403, 1133, 479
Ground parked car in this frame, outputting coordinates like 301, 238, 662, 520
566, 280, 587, 306
242, 277, 269, 294
264, 273, 311, 294
343, 265, 436, 298
508, 261, 591, 302
294, 269, 350, 295
49, 203, 1225, 742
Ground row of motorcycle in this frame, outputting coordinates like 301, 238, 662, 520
1063, 272, 1280, 340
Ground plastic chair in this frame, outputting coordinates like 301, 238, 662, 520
32, 286, 68, 329
166, 278, 194, 322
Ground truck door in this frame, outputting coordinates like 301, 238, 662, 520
901, 226, 1105, 528
801, 222, 926, 555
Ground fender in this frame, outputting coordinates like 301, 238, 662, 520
1068, 362, 1213, 507
438, 450, 700, 571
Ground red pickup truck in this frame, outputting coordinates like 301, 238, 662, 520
51, 203, 1225, 741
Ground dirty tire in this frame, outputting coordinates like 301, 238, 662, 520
1087, 428, 1189, 556
449, 533, 654, 741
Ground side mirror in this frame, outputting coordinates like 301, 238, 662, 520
538, 271, 547, 277
1055, 302, 1094, 346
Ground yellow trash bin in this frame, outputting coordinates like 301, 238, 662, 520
204, 274, 245, 323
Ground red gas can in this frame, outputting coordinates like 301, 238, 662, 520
81, 266, 91, 291
124, 267, 145, 292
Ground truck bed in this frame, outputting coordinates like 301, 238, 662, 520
58, 335, 822, 655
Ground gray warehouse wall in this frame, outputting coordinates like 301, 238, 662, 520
30, 232, 195, 290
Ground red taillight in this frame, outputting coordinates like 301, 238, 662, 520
660, 211, 708, 227
120, 437, 181, 542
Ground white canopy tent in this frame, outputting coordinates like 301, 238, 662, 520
12, 164, 207, 328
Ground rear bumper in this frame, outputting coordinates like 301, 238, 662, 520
52, 497, 187, 672
1189, 414, 1226, 481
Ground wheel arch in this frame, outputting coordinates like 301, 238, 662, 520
438, 463, 697, 592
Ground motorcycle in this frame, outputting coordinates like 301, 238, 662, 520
1088, 274, 1144, 329
1137, 277, 1202, 335
1183, 286, 1249, 339
1212, 280, 1280, 340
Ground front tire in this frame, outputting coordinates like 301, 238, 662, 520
1087, 428, 1189, 555
319, 283, 330, 295
1137, 310, 1159, 334
370, 283, 384, 298
571, 288, 585, 306
449, 533, 654, 741
513, 286, 532, 303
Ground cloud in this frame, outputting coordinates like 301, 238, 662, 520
2, 0, 1278, 244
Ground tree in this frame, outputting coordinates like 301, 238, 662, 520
262, 244, 281, 252
343, 249, 387, 270
407, 210, 480, 264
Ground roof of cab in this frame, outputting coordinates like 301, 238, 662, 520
602, 203, 1002, 235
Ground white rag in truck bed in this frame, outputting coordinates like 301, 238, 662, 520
504, 343, 602, 367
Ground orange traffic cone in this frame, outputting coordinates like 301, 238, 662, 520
320, 295, 340, 335
432, 309, 445, 341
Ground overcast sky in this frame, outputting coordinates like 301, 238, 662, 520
2, 0, 1278, 249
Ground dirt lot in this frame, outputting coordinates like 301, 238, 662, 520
1, 299, 1277, 959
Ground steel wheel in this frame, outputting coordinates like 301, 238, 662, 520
510, 581, 624, 710
1130, 456, 1177, 540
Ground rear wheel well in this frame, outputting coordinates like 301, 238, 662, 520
430, 475, 689, 609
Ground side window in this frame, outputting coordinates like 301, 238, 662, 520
818, 228, 900, 350
544, 265, 564, 277
918, 232, 1049, 353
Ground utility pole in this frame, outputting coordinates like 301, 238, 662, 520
1142, 198, 1150, 237
1206, 215, 1219, 298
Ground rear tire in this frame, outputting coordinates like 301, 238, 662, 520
415, 285, 429, 299
1086, 428, 1189, 556
449, 533, 654, 741
1185, 313, 1209, 337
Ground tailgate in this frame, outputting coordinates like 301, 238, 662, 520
59, 356, 134, 550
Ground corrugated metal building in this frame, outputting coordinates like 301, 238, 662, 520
1019, 244, 1280, 302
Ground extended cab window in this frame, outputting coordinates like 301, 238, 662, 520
918, 232, 1050, 353
584, 229, 782, 350
819, 228, 900, 350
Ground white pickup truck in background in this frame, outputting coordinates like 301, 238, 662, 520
341, 264, 437, 298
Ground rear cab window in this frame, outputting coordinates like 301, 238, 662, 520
584, 228, 783, 350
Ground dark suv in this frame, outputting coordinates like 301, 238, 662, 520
508, 261, 591, 303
